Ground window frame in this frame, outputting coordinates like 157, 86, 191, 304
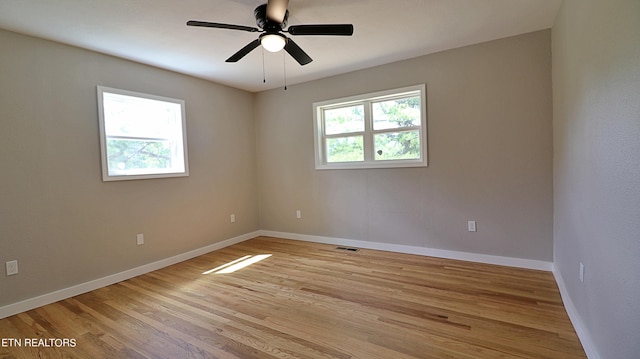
96, 86, 189, 181
313, 84, 427, 170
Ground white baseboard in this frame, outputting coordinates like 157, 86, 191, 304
259, 230, 553, 271
0, 228, 567, 342
0, 231, 260, 320
552, 265, 600, 359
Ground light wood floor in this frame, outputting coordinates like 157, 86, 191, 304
0, 236, 586, 359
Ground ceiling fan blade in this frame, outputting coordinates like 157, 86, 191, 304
226, 39, 262, 62
266, 0, 289, 24
187, 20, 259, 33
284, 37, 312, 66
288, 24, 354, 36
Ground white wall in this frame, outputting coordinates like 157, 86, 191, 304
255, 30, 554, 262
552, 0, 640, 358
0, 29, 260, 307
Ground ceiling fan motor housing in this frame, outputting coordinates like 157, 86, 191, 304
254, 4, 288, 30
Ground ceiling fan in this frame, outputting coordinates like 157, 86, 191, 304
187, 0, 354, 66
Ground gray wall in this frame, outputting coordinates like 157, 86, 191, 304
0, 29, 260, 307
256, 30, 554, 261
552, 0, 640, 358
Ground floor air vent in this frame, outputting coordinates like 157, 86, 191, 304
335, 246, 359, 252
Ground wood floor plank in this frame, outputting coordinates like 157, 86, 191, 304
0, 236, 586, 358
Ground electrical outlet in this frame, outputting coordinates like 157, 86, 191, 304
579, 262, 585, 283
6, 260, 18, 276
136, 233, 144, 246
230, 214, 236, 223
296, 210, 302, 219
468, 220, 477, 232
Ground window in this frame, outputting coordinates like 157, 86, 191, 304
313, 84, 427, 169
97, 86, 189, 181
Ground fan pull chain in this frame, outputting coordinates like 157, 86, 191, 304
262, 47, 266, 83
283, 51, 287, 90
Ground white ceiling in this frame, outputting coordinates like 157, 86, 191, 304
0, 0, 562, 92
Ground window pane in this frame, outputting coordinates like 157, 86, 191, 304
313, 85, 426, 169
103, 92, 182, 139
324, 105, 364, 135
326, 136, 364, 163
106, 138, 183, 175
372, 96, 421, 130
98, 86, 189, 180
374, 131, 421, 161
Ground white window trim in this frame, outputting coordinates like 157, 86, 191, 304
97, 86, 189, 181
313, 84, 427, 170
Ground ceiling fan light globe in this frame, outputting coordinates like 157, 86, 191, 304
261, 34, 286, 52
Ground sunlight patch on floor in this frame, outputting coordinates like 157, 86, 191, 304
203, 254, 272, 275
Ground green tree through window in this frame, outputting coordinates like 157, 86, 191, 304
107, 140, 172, 171
372, 96, 421, 160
